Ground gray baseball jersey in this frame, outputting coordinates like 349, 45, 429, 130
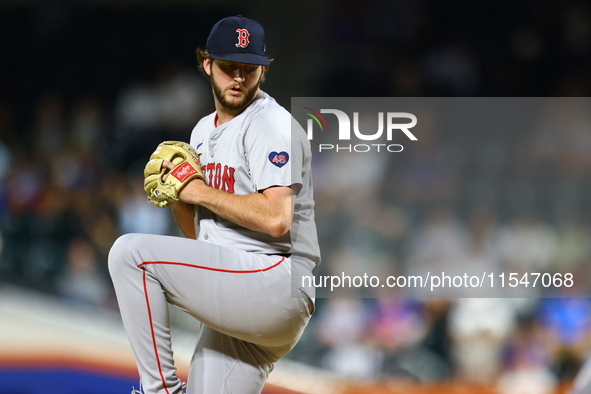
190, 91, 320, 269
109, 91, 320, 394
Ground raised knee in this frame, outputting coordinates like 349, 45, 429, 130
108, 233, 141, 277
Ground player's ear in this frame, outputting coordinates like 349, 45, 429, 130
260, 65, 268, 82
203, 57, 213, 77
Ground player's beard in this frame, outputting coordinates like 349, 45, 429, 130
211, 70, 263, 111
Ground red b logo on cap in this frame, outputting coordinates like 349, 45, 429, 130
236, 29, 250, 48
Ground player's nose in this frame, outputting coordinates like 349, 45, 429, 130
232, 65, 250, 81
232, 70, 245, 82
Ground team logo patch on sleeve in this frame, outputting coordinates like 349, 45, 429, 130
268, 151, 289, 168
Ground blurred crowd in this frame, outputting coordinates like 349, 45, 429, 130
0, 65, 211, 307
303, 129, 591, 393
286, 95, 591, 393
1, 1, 591, 392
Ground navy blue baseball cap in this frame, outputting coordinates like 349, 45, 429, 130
206, 15, 270, 66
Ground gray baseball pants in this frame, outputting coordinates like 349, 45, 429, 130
572, 355, 591, 394
108, 233, 314, 394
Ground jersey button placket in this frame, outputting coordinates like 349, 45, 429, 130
209, 128, 220, 158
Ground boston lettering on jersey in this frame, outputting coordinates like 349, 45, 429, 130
202, 163, 236, 193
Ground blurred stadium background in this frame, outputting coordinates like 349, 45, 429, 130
1, 0, 590, 393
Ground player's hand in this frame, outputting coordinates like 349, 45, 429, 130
161, 160, 206, 204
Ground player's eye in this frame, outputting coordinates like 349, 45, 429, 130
218, 62, 234, 71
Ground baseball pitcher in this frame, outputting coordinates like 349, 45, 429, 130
109, 15, 320, 394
